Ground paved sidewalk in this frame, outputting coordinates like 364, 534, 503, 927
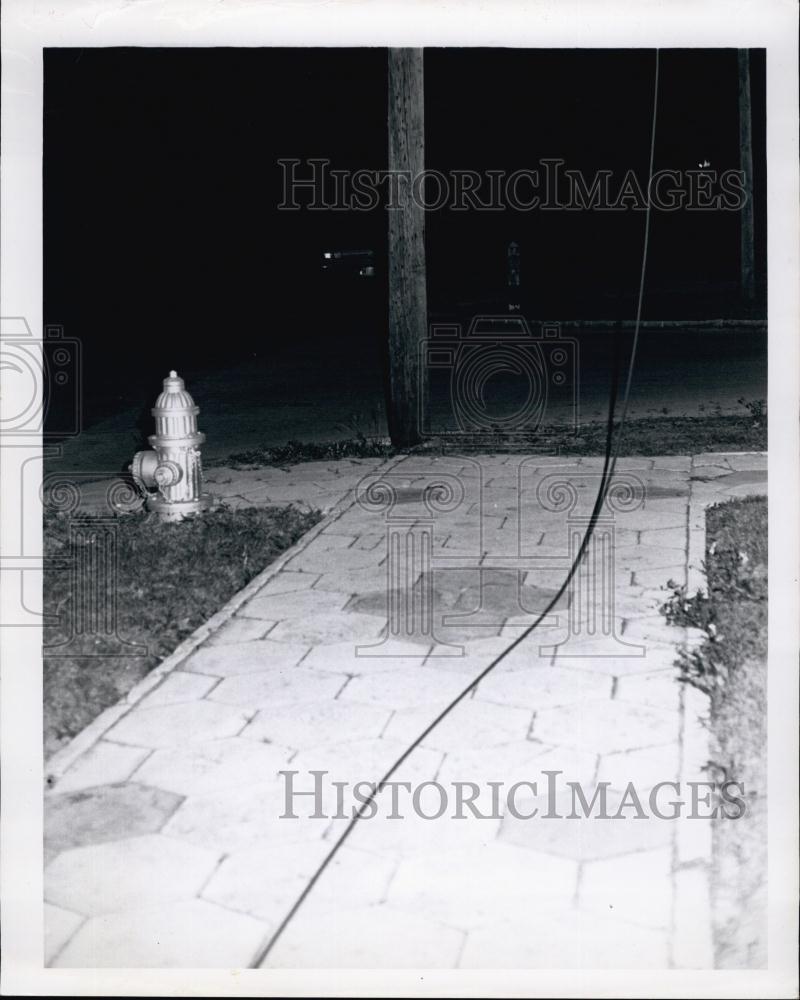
44, 451, 766, 969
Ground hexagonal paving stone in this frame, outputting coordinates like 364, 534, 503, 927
653, 456, 692, 470
45, 783, 182, 854
301, 533, 358, 552
615, 670, 683, 712
339, 666, 465, 711
138, 671, 218, 708
207, 617, 276, 646
499, 786, 673, 859
131, 736, 293, 797
615, 509, 687, 531
251, 571, 320, 597
106, 700, 249, 749
639, 527, 689, 548
424, 636, 518, 675
45, 834, 220, 915
45, 903, 85, 964
202, 839, 329, 924
289, 737, 442, 791
242, 700, 391, 749
51, 898, 268, 968
612, 544, 689, 571
238, 587, 351, 622
621, 615, 687, 645
540, 632, 648, 663
263, 902, 464, 968
596, 743, 680, 793
724, 453, 767, 471
578, 847, 673, 930
347, 799, 502, 859
692, 452, 736, 466
459, 908, 670, 968
208, 667, 345, 709
383, 699, 533, 751
350, 532, 387, 551
474, 663, 612, 709
203, 842, 394, 924
387, 842, 578, 930
183, 638, 309, 677
268, 611, 387, 646
161, 778, 329, 853
312, 567, 391, 595
532, 699, 678, 755
50, 741, 150, 795
302, 639, 431, 675
633, 565, 686, 588
288, 547, 385, 575
436, 741, 596, 790
542, 641, 679, 677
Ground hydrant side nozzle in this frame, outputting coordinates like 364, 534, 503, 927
130, 449, 159, 490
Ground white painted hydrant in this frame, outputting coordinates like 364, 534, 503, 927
130, 370, 213, 521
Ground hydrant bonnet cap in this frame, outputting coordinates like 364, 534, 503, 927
152, 370, 199, 415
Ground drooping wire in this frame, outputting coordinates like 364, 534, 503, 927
250, 48, 660, 968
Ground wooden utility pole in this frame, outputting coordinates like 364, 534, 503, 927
738, 49, 755, 305
387, 48, 427, 448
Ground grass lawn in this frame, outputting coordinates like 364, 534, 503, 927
222, 413, 766, 468
44, 504, 321, 759
662, 495, 767, 967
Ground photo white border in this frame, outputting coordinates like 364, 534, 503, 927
1, 0, 797, 995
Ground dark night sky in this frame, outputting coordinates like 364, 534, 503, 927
43, 47, 766, 410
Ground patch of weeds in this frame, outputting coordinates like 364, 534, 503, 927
661, 496, 767, 700
543, 414, 766, 457
737, 396, 767, 426
44, 504, 321, 757
662, 494, 768, 968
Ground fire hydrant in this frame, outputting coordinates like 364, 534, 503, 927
130, 370, 213, 521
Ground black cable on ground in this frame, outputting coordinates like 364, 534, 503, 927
251, 48, 660, 968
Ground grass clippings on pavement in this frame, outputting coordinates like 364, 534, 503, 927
44, 504, 321, 758
223, 435, 394, 470
222, 413, 766, 468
